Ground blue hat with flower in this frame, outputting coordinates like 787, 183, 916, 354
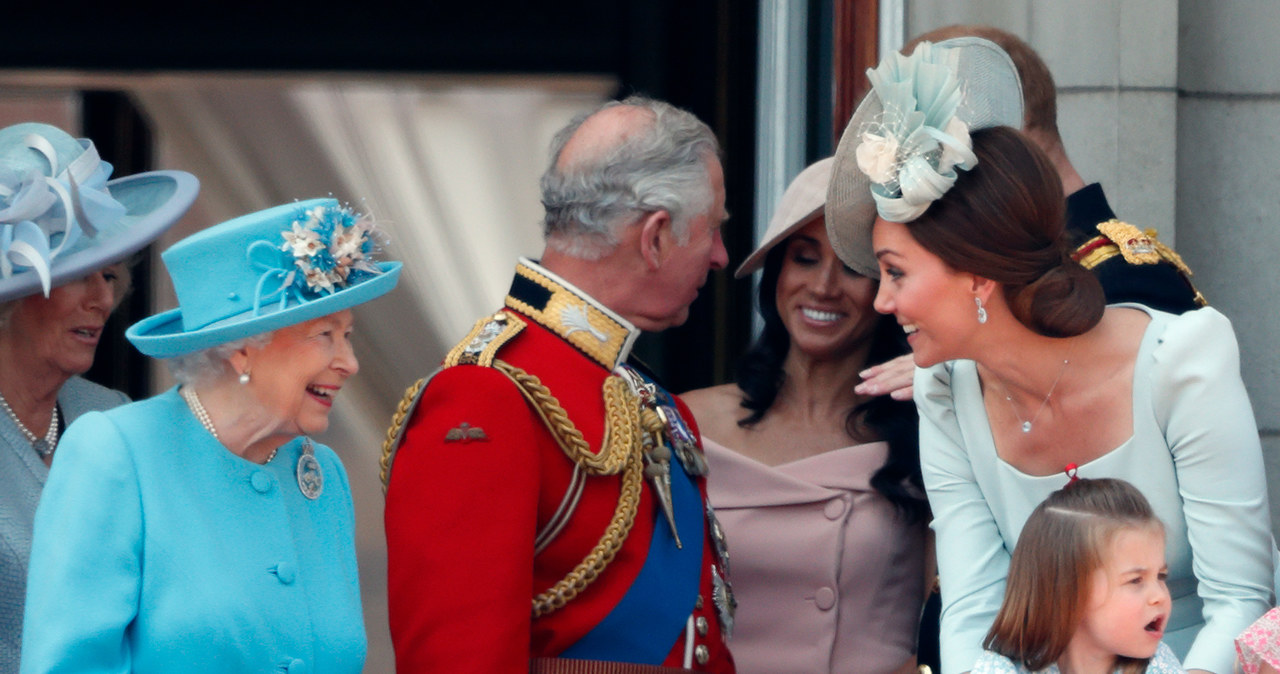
127, 198, 401, 357
0, 122, 198, 302
826, 37, 1023, 277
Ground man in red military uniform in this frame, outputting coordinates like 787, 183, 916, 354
384, 96, 736, 673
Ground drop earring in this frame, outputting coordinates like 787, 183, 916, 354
975, 296, 988, 324
239, 371, 251, 385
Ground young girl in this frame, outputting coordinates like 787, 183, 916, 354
973, 478, 1184, 674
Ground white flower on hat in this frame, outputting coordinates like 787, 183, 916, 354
304, 266, 336, 293
282, 222, 323, 258
331, 221, 370, 265
853, 41, 980, 223
277, 203, 384, 296
855, 132, 900, 186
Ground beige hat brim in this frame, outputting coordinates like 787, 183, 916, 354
734, 205, 823, 278
736, 156, 835, 278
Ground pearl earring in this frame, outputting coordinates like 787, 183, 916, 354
239, 371, 250, 385
975, 297, 988, 324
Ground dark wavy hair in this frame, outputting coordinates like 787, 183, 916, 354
734, 243, 927, 521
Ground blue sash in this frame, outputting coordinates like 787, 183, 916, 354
559, 427, 704, 663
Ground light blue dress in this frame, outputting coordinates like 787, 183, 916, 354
20, 388, 366, 673
972, 641, 1185, 674
0, 377, 128, 674
918, 306, 1274, 674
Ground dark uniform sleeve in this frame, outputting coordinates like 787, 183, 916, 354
385, 365, 543, 673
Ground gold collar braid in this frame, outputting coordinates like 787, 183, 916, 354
504, 259, 638, 371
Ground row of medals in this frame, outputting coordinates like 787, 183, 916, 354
616, 364, 735, 638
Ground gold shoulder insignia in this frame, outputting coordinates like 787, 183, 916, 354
1096, 220, 1161, 265
1070, 221, 1208, 308
444, 311, 524, 368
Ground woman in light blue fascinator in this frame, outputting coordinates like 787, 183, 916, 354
21, 199, 400, 673
0, 122, 197, 674
827, 37, 1274, 674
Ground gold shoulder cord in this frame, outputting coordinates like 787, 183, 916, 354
495, 360, 645, 618
379, 315, 650, 618
380, 376, 425, 493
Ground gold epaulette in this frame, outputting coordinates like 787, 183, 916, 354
1071, 219, 1208, 307
1074, 219, 1161, 268
444, 311, 526, 368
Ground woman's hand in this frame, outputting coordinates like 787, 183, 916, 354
856, 354, 916, 401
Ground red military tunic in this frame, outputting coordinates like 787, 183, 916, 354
385, 259, 735, 673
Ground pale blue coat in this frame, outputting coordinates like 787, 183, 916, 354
0, 377, 128, 674
20, 388, 365, 673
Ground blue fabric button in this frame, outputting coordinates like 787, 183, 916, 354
274, 562, 296, 585
250, 471, 274, 494
284, 657, 307, 673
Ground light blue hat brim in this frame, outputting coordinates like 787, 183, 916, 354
0, 169, 199, 303
126, 260, 401, 358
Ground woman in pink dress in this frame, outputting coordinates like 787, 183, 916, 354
682, 158, 927, 674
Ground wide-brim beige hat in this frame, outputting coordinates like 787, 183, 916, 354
826, 36, 1023, 278
735, 157, 834, 278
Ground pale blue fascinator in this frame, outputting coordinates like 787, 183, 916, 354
0, 122, 198, 302
826, 37, 1023, 277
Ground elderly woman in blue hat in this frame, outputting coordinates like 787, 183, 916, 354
0, 122, 196, 674
20, 199, 400, 673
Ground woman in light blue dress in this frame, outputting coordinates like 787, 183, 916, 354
21, 199, 401, 673
823, 40, 1273, 674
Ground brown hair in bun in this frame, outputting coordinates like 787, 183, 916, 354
904, 126, 1104, 337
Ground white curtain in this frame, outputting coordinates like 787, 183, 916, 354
127, 74, 611, 671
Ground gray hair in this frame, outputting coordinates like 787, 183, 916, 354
540, 95, 721, 259
164, 333, 272, 387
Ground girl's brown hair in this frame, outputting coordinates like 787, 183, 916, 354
983, 478, 1164, 674
904, 126, 1105, 337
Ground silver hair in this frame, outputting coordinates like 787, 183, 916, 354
540, 95, 721, 260
164, 333, 273, 387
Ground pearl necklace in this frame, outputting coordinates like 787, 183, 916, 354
0, 390, 58, 457
180, 386, 278, 464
